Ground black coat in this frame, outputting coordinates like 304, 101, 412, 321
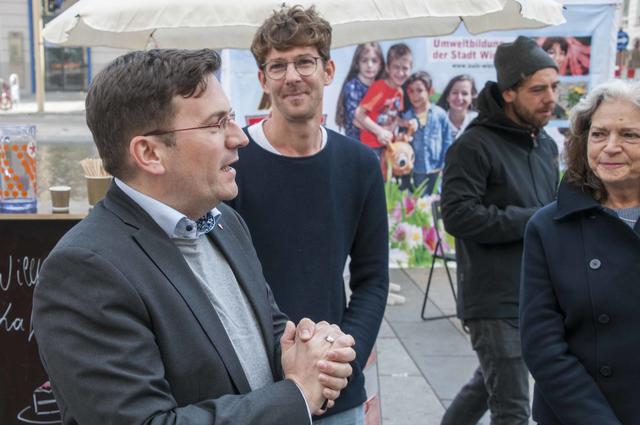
441, 81, 559, 320
520, 181, 640, 425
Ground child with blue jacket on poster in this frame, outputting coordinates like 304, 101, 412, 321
401, 71, 454, 193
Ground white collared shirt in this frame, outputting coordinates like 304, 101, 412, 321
114, 178, 220, 239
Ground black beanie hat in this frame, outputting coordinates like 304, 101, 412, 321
494, 36, 558, 91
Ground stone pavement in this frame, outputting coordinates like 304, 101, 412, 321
0, 93, 85, 115
377, 268, 536, 425
377, 267, 480, 425
0, 94, 91, 144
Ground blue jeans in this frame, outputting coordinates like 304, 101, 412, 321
314, 404, 365, 425
440, 319, 530, 425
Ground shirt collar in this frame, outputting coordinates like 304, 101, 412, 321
554, 178, 601, 220
114, 178, 221, 239
248, 120, 327, 155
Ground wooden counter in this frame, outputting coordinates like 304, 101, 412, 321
1, 213, 86, 220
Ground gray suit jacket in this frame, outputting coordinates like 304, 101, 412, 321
32, 184, 310, 425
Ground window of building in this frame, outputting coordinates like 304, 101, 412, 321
44, 47, 88, 91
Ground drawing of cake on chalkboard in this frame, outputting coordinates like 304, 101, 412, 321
17, 381, 62, 424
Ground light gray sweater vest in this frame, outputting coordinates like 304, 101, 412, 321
173, 236, 274, 390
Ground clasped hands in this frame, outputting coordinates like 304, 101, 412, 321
280, 318, 356, 415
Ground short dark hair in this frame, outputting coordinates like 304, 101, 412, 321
564, 79, 640, 203
85, 49, 220, 179
387, 43, 412, 65
541, 37, 569, 54
406, 71, 433, 92
250, 5, 332, 68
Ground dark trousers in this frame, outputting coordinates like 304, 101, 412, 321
440, 319, 530, 425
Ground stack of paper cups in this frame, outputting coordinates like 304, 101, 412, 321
86, 176, 112, 207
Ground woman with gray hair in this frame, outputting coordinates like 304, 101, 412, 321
520, 79, 640, 425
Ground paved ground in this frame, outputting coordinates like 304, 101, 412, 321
378, 267, 480, 425
0, 95, 91, 144
377, 267, 536, 425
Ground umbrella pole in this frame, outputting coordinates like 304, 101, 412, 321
31, 0, 45, 113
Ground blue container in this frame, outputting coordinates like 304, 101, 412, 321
0, 125, 37, 213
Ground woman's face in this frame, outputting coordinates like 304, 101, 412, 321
546, 43, 567, 70
587, 99, 640, 196
358, 47, 382, 82
447, 80, 474, 113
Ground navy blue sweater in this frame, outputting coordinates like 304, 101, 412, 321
228, 128, 389, 417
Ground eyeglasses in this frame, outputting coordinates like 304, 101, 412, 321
262, 56, 322, 80
143, 110, 236, 137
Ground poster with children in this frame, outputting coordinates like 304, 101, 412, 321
222, 2, 617, 162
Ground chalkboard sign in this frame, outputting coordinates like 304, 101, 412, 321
0, 215, 82, 425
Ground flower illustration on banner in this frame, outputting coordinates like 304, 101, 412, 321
566, 84, 586, 110
386, 176, 445, 267
423, 225, 438, 253
406, 224, 423, 249
416, 196, 430, 214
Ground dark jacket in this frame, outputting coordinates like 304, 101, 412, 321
33, 185, 310, 425
441, 81, 559, 320
520, 181, 640, 425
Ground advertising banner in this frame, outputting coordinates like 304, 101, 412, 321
222, 3, 618, 154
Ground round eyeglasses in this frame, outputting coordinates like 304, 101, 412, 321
143, 110, 236, 137
262, 56, 322, 80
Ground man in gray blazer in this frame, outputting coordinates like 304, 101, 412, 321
32, 49, 355, 425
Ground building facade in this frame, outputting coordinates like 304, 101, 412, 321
622, 0, 639, 42
0, 0, 123, 97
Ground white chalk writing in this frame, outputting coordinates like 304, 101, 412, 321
0, 255, 41, 292
0, 302, 35, 342
1, 302, 25, 332
1, 255, 41, 343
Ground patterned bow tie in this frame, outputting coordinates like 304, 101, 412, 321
195, 211, 216, 235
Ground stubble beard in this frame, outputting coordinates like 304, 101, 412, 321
512, 99, 553, 129
276, 93, 320, 123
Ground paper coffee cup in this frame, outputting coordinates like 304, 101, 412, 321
85, 176, 112, 207
50, 185, 71, 213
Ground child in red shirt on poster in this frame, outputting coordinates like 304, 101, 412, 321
355, 43, 413, 159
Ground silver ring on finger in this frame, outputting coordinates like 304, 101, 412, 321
325, 335, 335, 344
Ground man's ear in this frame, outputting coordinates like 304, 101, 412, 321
258, 69, 270, 94
323, 59, 335, 86
129, 135, 168, 176
502, 88, 516, 105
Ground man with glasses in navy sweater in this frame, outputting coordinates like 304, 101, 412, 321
228, 6, 389, 425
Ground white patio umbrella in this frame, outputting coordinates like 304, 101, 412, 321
43, 0, 565, 50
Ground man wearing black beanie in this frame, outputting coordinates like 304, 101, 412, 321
439, 36, 560, 425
